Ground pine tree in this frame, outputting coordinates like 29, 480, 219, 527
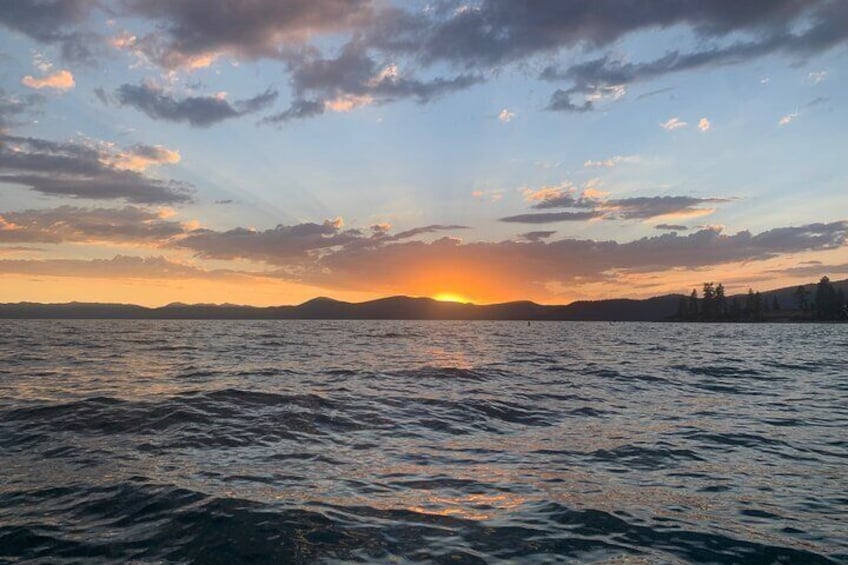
702, 282, 715, 320
715, 283, 727, 318
689, 288, 699, 319
815, 276, 839, 320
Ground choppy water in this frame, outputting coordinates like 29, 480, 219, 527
0, 321, 846, 564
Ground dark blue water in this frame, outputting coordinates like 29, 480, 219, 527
0, 321, 846, 563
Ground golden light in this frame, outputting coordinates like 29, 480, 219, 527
433, 292, 470, 303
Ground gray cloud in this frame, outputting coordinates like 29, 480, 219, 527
172, 220, 361, 264
610, 196, 729, 220
0, 89, 44, 130
114, 84, 278, 127
0, 206, 186, 244
389, 224, 469, 241
265, 41, 483, 124
308, 221, 848, 294
0, 255, 225, 279
518, 231, 557, 242
0, 135, 193, 203
513, 192, 729, 223
655, 224, 689, 231
499, 211, 603, 224
122, 0, 375, 68
6, 1, 847, 121
0, 0, 100, 63
765, 262, 848, 277
540, 1, 848, 111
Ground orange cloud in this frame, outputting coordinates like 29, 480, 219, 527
21, 70, 75, 91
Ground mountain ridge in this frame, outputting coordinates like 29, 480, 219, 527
1, 277, 844, 320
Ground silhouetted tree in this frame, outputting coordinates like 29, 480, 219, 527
715, 283, 727, 318
794, 285, 809, 312
815, 276, 840, 320
730, 297, 742, 320
702, 282, 715, 319
689, 288, 699, 319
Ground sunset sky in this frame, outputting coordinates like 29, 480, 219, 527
1, 0, 847, 305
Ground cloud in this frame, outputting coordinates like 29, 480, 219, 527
765, 262, 848, 278
264, 42, 482, 124
808, 70, 827, 84
660, 117, 687, 130
108, 144, 181, 172
583, 155, 639, 168
655, 224, 689, 231
498, 108, 515, 122
779, 111, 799, 125
508, 183, 729, 223
537, 1, 848, 112
21, 69, 75, 91
499, 211, 603, 224
0, 206, 187, 245
0, 134, 193, 203
172, 220, 361, 264
113, 83, 278, 127
0, 255, 226, 280
0, 0, 100, 63
120, 0, 376, 69
472, 189, 504, 202
6, 1, 848, 120
0, 89, 44, 130
606, 196, 728, 220
517, 231, 556, 242
698, 117, 711, 132
305, 221, 848, 297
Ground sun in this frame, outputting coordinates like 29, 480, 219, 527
433, 292, 470, 303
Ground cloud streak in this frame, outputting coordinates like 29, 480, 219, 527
113, 83, 278, 127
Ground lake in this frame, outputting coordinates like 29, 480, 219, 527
0, 321, 845, 563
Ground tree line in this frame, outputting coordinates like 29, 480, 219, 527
675, 276, 847, 322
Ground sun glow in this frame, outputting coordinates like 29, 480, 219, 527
433, 292, 470, 303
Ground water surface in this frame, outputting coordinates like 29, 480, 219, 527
0, 321, 845, 563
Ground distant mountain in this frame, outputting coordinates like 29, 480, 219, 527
1, 278, 844, 321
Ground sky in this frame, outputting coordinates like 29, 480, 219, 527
0, 0, 847, 306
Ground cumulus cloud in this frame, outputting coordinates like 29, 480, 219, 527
113, 83, 278, 127
0, 134, 193, 203
21, 69, 75, 91
698, 117, 711, 132
660, 117, 687, 130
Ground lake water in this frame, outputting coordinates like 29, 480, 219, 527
0, 320, 846, 563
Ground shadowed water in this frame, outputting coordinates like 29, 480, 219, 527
0, 320, 846, 563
